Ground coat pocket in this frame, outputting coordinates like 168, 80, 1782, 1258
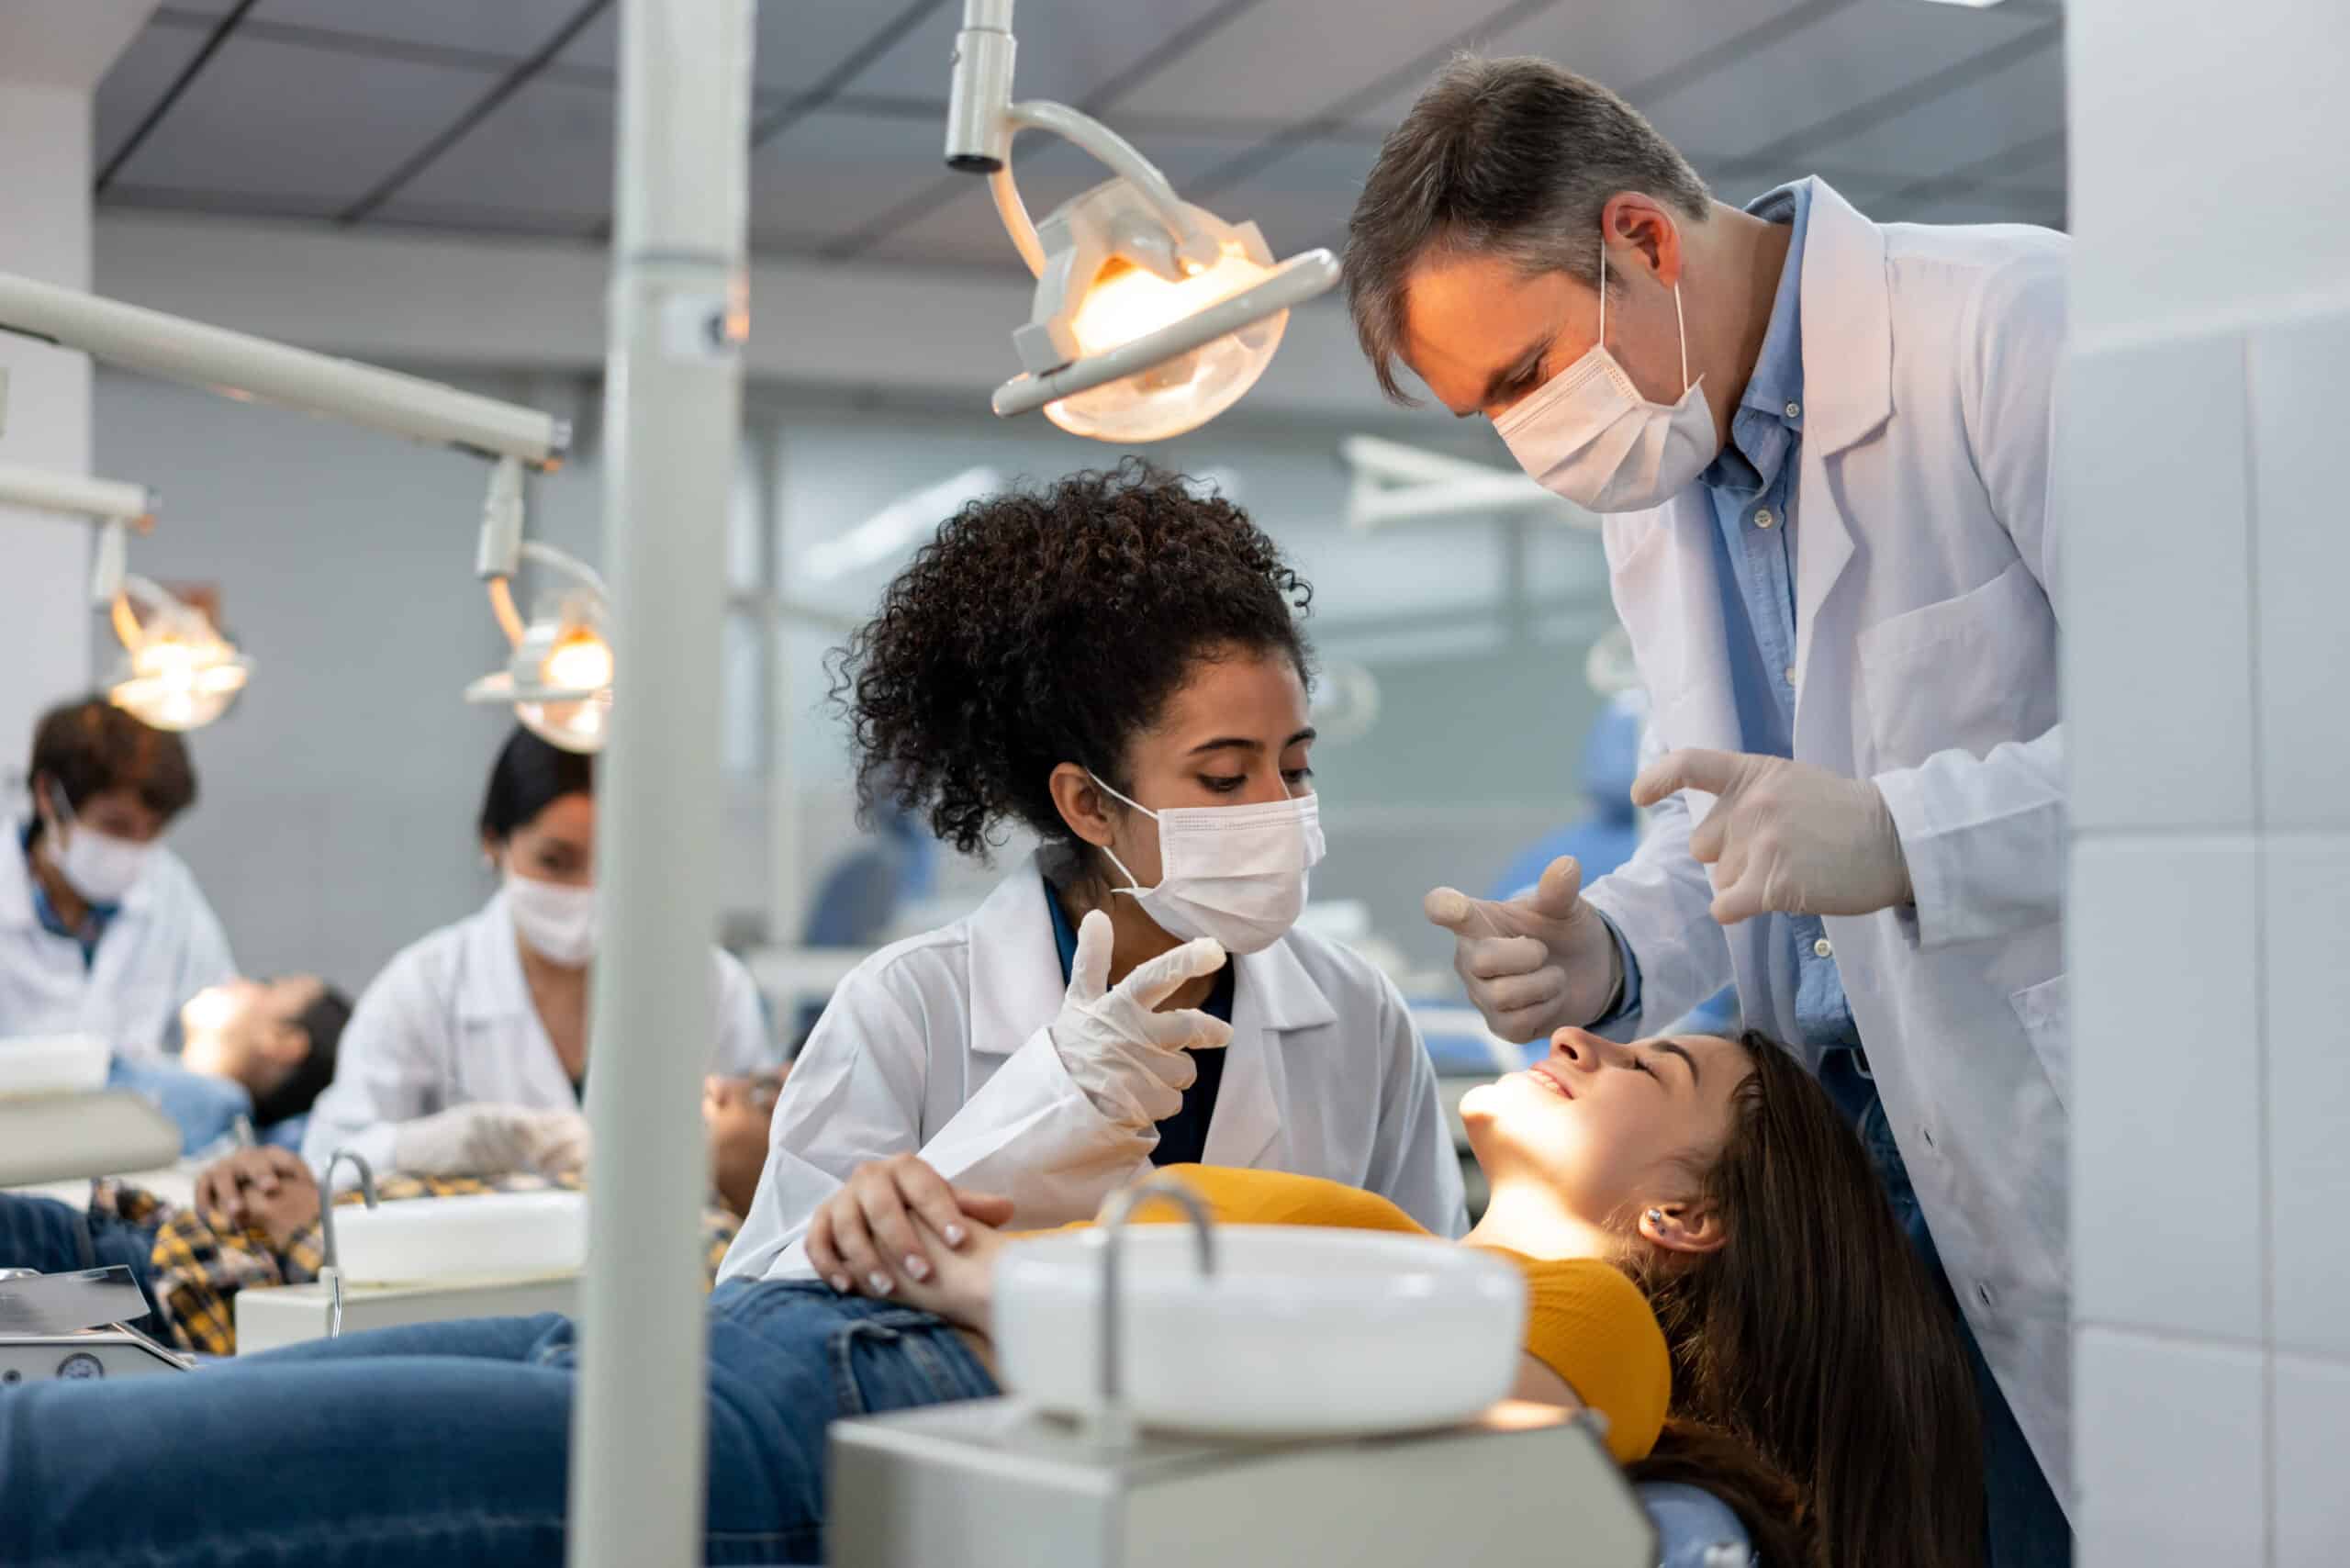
1855, 559, 2057, 772
2007, 971, 2068, 1112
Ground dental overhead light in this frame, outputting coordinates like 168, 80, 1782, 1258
944, 0, 1340, 442
0, 269, 571, 739
463, 457, 612, 755
0, 461, 250, 732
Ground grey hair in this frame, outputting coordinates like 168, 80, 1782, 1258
1344, 54, 1714, 404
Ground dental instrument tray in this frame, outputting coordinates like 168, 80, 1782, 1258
0, 1266, 195, 1382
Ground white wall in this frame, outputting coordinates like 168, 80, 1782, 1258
2065, 3, 2350, 1562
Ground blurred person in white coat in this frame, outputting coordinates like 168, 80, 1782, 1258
1345, 58, 2072, 1565
722, 465, 1464, 1292
303, 726, 774, 1185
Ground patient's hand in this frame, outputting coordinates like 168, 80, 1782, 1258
871, 1213, 1004, 1337
194, 1148, 320, 1253
805, 1153, 1013, 1301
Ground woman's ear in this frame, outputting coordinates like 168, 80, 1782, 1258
1638, 1199, 1728, 1258
1046, 763, 1117, 849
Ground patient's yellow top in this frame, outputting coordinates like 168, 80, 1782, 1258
1103, 1165, 1671, 1462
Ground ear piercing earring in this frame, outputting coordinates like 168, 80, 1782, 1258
1646, 1208, 1665, 1226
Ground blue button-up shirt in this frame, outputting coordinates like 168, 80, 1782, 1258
1595, 181, 1856, 1051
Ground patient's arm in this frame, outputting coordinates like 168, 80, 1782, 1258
1509, 1353, 1584, 1410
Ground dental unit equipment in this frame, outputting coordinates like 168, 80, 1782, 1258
830, 1176, 1655, 1568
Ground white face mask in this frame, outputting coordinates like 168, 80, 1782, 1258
504, 869, 598, 967
39, 789, 154, 907
1493, 233, 1721, 514
1089, 773, 1326, 955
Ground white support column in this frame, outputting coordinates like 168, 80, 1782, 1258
565, 3, 752, 1567
0, 83, 97, 779
0, 1, 160, 776
2066, 3, 2350, 1563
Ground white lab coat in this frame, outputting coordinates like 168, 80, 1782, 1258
722, 856, 1467, 1282
303, 890, 775, 1177
0, 827, 236, 1060
1583, 179, 2073, 1504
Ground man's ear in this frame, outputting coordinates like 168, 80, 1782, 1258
1046, 763, 1117, 850
1638, 1198, 1728, 1257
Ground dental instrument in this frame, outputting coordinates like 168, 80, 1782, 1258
942, 0, 1340, 442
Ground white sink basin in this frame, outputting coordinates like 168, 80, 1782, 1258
331, 1191, 587, 1284
993, 1226, 1526, 1439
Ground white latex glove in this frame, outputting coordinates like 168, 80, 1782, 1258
1424, 856, 1623, 1044
1632, 748, 1913, 924
391, 1103, 590, 1178
1049, 909, 1232, 1129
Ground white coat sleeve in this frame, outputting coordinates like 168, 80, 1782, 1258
301, 957, 446, 1182
722, 966, 1153, 1282
1874, 252, 2068, 953
1580, 720, 1736, 1036
709, 949, 778, 1074
1359, 973, 1468, 1238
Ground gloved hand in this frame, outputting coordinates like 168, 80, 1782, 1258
391, 1103, 591, 1178
1425, 856, 1624, 1044
1632, 748, 1912, 924
1049, 909, 1232, 1129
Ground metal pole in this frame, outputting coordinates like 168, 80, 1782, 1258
566, 3, 752, 1566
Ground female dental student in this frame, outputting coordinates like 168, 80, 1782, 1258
722, 463, 1465, 1286
301, 725, 774, 1181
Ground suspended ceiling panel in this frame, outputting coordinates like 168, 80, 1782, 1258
95, 0, 2070, 263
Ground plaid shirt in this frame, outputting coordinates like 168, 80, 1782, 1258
89, 1173, 741, 1357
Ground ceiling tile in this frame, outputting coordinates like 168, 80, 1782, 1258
95, 23, 212, 170
562, 1, 923, 96
1639, 1, 2047, 162
747, 108, 968, 252
367, 200, 606, 241
842, 0, 1246, 105
389, 75, 614, 221
1343, 0, 1816, 132
1798, 39, 2063, 182
103, 34, 497, 209
1107, 0, 1528, 124
249, 0, 592, 62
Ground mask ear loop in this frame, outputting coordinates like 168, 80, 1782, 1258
1601, 218, 1693, 398
1673, 276, 1690, 397
1084, 770, 1160, 898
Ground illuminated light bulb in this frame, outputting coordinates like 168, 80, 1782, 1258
1066, 244, 1275, 358
106, 601, 251, 732
543, 631, 613, 691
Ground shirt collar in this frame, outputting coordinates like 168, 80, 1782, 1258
1698, 179, 1814, 494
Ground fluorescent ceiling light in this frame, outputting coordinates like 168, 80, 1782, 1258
802, 465, 1004, 584
943, 0, 1339, 441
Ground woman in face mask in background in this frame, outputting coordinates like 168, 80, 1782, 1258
721, 462, 1464, 1296
300, 725, 777, 1185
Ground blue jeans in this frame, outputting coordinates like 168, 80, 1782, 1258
0, 1192, 170, 1340
1818, 1049, 2073, 1568
0, 1279, 997, 1567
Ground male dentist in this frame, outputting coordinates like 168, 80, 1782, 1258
1345, 55, 2070, 1565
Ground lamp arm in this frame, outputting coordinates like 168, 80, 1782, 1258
1004, 100, 1214, 266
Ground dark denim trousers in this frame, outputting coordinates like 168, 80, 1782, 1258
1818, 1047, 2073, 1568
0, 1278, 997, 1567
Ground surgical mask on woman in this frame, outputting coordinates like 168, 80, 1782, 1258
504, 869, 598, 966
1494, 229, 1720, 514
39, 789, 154, 907
1088, 772, 1326, 955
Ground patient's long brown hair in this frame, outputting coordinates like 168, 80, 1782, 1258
1623, 1032, 1986, 1568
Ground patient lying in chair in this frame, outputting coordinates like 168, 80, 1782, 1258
0, 1068, 785, 1355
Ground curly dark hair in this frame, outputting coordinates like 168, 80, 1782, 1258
830, 461, 1313, 859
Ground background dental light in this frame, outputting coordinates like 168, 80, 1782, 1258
464, 456, 614, 755
0, 463, 250, 734
943, 0, 1340, 442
